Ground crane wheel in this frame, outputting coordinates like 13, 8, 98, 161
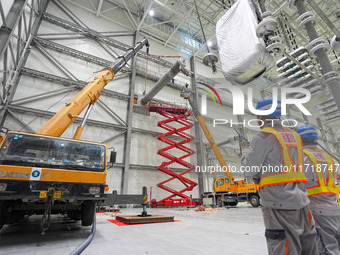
249, 194, 260, 207
81, 201, 95, 226
216, 197, 224, 207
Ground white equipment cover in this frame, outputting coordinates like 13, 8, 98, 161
216, 0, 275, 84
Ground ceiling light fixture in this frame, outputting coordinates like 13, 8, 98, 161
149, 10, 154, 16
207, 41, 212, 47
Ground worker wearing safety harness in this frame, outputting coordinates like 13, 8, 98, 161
241, 96, 318, 255
296, 125, 340, 255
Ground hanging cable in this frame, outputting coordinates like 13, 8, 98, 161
193, 0, 208, 53
193, 0, 217, 73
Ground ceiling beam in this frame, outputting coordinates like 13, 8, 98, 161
96, 0, 103, 17
122, 0, 138, 28
164, 5, 196, 47
137, 1, 153, 31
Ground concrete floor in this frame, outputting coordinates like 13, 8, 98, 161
0, 203, 267, 255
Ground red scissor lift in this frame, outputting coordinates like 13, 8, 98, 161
149, 102, 198, 207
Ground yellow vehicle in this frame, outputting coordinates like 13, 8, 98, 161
211, 176, 259, 207
0, 38, 149, 231
182, 88, 260, 207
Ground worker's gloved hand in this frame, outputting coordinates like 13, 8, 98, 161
240, 139, 249, 149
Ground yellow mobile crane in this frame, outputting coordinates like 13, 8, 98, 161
0, 38, 149, 231
181, 87, 260, 207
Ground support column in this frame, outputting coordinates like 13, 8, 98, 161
316, 117, 331, 151
122, 31, 138, 194
295, 0, 340, 113
0, 0, 27, 59
190, 56, 204, 196
236, 115, 245, 137
205, 146, 214, 192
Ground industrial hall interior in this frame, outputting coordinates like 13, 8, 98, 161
1, 0, 340, 254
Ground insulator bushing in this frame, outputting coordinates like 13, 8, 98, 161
310, 85, 322, 93
261, 11, 273, 19
323, 71, 340, 83
288, 0, 296, 8
268, 36, 282, 44
308, 37, 330, 57
266, 41, 284, 55
256, 17, 278, 38
331, 35, 340, 52
297, 11, 317, 29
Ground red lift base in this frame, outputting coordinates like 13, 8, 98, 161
150, 198, 199, 207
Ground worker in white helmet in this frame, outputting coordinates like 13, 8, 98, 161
241, 96, 318, 255
297, 125, 340, 255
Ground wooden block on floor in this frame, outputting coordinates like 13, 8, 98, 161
116, 215, 174, 224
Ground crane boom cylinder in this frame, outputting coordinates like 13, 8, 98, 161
73, 103, 94, 140
37, 38, 149, 137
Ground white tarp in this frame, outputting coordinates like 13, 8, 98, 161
216, 0, 275, 84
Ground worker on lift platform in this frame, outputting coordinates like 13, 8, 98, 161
240, 96, 318, 255
296, 125, 340, 255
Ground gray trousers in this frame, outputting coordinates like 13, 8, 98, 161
314, 214, 340, 255
262, 206, 318, 255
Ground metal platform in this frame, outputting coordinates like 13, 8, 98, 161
116, 215, 174, 224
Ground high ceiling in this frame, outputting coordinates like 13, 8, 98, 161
65, 0, 340, 122
65, 0, 340, 62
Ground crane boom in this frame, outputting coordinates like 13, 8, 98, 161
37, 38, 149, 137
187, 95, 234, 181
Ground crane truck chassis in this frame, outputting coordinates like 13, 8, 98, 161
0, 131, 109, 230
202, 178, 260, 207
0, 38, 150, 232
